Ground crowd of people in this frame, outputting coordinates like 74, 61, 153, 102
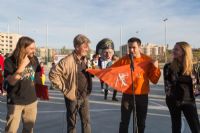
0, 34, 200, 133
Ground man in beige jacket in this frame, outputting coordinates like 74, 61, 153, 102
49, 34, 92, 133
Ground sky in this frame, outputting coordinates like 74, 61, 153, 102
0, 0, 200, 50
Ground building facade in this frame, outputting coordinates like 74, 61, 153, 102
36, 47, 56, 63
0, 32, 21, 55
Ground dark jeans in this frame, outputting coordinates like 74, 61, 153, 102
64, 97, 91, 133
119, 94, 148, 133
166, 97, 200, 133
112, 90, 117, 99
100, 80, 104, 89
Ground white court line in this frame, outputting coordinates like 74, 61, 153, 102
0, 128, 4, 132
37, 98, 200, 117
36, 109, 121, 114
150, 98, 165, 102
48, 89, 200, 101
0, 119, 6, 123
0, 109, 170, 117
90, 92, 164, 99
48, 93, 63, 96
39, 100, 63, 105
38, 98, 169, 111
147, 112, 170, 118
149, 101, 167, 110
46, 89, 200, 103
0, 101, 6, 104
181, 118, 185, 133
0, 112, 6, 115
90, 100, 120, 106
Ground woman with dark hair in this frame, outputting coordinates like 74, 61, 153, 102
164, 41, 200, 133
4, 36, 41, 133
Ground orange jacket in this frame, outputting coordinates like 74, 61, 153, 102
111, 53, 161, 95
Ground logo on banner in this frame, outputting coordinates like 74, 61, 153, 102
114, 73, 129, 88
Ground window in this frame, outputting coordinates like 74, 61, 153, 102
9, 36, 12, 39
10, 41, 12, 43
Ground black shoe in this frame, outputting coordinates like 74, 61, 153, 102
104, 96, 107, 100
112, 98, 118, 101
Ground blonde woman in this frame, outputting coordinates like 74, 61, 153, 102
164, 42, 200, 133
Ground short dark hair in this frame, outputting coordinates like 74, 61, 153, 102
127, 37, 141, 46
73, 34, 90, 48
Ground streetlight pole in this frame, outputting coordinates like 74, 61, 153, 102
46, 24, 48, 64
84, 24, 87, 35
120, 25, 122, 46
163, 18, 168, 63
17, 16, 22, 34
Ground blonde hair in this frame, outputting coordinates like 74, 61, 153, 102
171, 41, 193, 75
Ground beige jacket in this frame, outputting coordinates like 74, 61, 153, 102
49, 53, 78, 101
49, 52, 92, 101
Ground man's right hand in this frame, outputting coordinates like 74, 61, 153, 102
152, 60, 159, 68
17, 55, 30, 73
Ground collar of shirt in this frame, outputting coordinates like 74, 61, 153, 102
73, 51, 84, 64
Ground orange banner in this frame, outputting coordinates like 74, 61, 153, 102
87, 65, 135, 94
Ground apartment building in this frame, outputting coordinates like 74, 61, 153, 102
36, 47, 56, 62
0, 32, 21, 55
141, 43, 166, 56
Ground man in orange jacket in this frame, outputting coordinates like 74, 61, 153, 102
112, 37, 161, 133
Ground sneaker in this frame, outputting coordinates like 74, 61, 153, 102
104, 96, 107, 100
